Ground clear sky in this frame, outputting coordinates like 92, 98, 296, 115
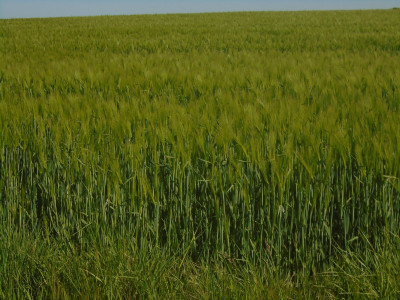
1, 0, 399, 19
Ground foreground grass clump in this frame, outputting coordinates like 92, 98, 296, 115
2, 231, 399, 299
1, 9, 400, 298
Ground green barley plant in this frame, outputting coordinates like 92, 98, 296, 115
0, 9, 400, 298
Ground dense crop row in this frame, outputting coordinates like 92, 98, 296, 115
1, 9, 400, 297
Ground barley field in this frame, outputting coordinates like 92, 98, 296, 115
0, 9, 400, 298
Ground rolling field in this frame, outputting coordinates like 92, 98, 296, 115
1, 9, 400, 298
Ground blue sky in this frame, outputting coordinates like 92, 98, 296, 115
1, 0, 399, 19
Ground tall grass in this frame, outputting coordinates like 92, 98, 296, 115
1, 9, 400, 298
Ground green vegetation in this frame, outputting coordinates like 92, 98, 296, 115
1, 9, 400, 298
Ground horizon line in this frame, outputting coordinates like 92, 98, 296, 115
1, 7, 398, 20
